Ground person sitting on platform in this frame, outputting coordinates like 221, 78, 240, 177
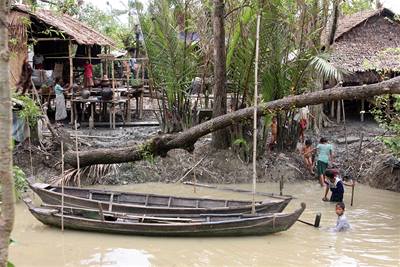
332, 202, 351, 232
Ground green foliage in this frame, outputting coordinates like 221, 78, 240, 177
341, 0, 374, 15
12, 166, 28, 200
233, 138, 250, 152
371, 95, 400, 157
310, 54, 344, 82
141, 0, 200, 131
13, 94, 41, 127
7, 261, 15, 267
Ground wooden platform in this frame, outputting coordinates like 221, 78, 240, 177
79, 121, 159, 127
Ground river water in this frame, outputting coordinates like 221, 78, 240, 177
9, 182, 400, 267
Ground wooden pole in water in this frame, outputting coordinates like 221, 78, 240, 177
61, 141, 65, 232
74, 120, 81, 187
351, 183, 355, 206
252, 13, 261, 215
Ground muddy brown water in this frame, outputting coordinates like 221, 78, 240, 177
9, 182, 400, 267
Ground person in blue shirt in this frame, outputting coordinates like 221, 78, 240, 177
316, 137, 334, 186
332, 202, 351, 232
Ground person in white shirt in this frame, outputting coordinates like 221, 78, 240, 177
332, 202, 351, 232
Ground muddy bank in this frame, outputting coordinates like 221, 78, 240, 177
14, 120, 399, 192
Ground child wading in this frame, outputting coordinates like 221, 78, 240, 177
54, 77, 67, 125
323, 169, 344, 202
323, 169, 355, 202
316, 137, 333, 186
332, 202, 351, 232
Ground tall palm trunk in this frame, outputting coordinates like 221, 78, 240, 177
0, 1, 15, 266
328, 0, 340, 46
211, 0, 230, 149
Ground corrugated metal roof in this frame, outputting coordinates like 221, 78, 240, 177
12, 4, 115, 47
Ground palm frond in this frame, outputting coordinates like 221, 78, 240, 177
309, 54, 345, 82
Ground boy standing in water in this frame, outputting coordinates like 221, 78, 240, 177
316, 137, 333, 186
332, 202, 351, 232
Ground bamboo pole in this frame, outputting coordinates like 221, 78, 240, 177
27, 122, 34, 176
360, 99, 365, 122
341, 100, 349, 162
336, 100, 341, 123
74, 120, 81, 187
111, 58, 116, 129
88, 46, 92, 64
61, 141, 65, 232
68, 39, 73, 87
252, 13, 261, 215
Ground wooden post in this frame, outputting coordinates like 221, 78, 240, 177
360, 99, 365, 122
88, 46, 92, 64
111, 59, 116, 129
61, 141, 65, 232
105, 46, 109, 77
127, 60, 131, 122
68, 39, 73, 86
330, 101, 335, 118
251, 13, 261, 215
341, 100, 349, 162
74, 120, 81, 187
351, 183, 355, 206
336, 100, 341, 123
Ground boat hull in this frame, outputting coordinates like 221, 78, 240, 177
27, 202, 306, 237
30, 183, 291, 215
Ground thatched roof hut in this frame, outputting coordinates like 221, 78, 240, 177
9, 4, 115, 88
327, 8, 400, 85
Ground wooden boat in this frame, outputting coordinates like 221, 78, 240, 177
29, 182, 291, 215
24, 199, 306, 237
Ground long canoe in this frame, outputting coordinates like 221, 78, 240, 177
29, 182, 291, 215
24, 199, 306, 237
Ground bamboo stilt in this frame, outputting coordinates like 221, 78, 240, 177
27, 122, 33, 176
61, 141, 65, 232
74, 120, 81, 187
361, 99, 365, 122
341, 100, 349, 162
336, 100, 341, 123
252, 13, 261, 215
68, 39, 73, 87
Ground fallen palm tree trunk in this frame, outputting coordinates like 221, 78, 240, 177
65, 77, 400, 168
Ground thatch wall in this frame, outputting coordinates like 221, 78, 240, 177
327, 8, 400, 84
9, 11, 29, 90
